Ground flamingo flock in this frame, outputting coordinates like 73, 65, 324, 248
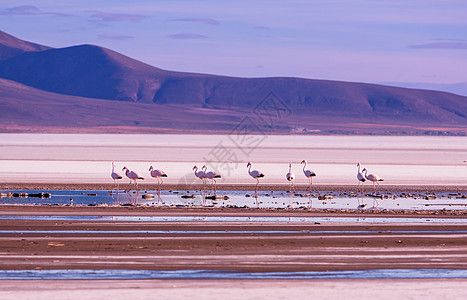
110, 160, 385, 205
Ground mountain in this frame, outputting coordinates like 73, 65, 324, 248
0, 78, 244, 133
0, 31, 50, 61
0, 30, 466, 135
384, 81, 467, 98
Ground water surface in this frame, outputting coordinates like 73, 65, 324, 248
2, 269, 467, 280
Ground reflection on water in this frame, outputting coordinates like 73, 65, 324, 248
2, 268, 467, 280
0, 189, 466, 211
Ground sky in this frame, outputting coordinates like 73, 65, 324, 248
1, 0, 467, 88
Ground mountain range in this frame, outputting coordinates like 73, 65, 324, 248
0, 30, 466, 135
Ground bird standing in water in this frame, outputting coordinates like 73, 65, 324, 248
286, 164, 296, 193
247, 162, 264, 198
356, 163, 366, 193
149, 165, 167, 199
362, 167, 384, 194
301, 160, 316, 192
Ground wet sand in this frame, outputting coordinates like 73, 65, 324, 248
2, 205, 467, 298
1, 205, 467, 272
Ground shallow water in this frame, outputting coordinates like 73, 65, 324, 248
1, 189, 466, 211
1, 134, 466, 185
1, 269, 467, 280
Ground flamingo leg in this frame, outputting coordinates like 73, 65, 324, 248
134, 180, 139, 205
116, 180, 120, 204
213, 179, 217, 196
125, 180, 133, 204
255, 178, 259, 197
157, 178, 161, 197
156, 178, 162, 203
308, 177, 312, 193
202, 179, 206, 197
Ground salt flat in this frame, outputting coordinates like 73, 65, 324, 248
0, 134, 466, 186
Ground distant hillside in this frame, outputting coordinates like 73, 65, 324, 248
384, 81, 467, 98
0, 30, 466, 135
0, 31, 50, 61
0, 78, 243, 133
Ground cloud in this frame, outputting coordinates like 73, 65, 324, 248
0, 5, 39, 15
253, 26, 271, 31
98, 34, 134, 40
167, 33, 207, 39
0, 5, 71, 17
433, 38, 467, 42
410, 42, 467, 50
89, 12, 147, 23
170, 18, 220, 25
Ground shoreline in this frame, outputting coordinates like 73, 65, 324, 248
0, 204, 466, 217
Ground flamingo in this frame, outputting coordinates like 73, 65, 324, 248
110, 161, 123, 202
356, 163, 366, 193
362, 168, 384, 194
286, 164, 296, 193
149, 165, 167, 199
193, 165, 207, 198
202, 165, 221, 196
111, 162, 123, 189
247, 162, 264, 197
301, 160, 316, 192
122, 166, 144, 204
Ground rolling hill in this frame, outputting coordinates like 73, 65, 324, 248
0, 31, 50, 61
0, 30, 466, 135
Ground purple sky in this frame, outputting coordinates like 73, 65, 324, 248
1, 0, 466, 89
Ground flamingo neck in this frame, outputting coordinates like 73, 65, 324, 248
248, 164, 252, 174
302, 162, 306, 172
